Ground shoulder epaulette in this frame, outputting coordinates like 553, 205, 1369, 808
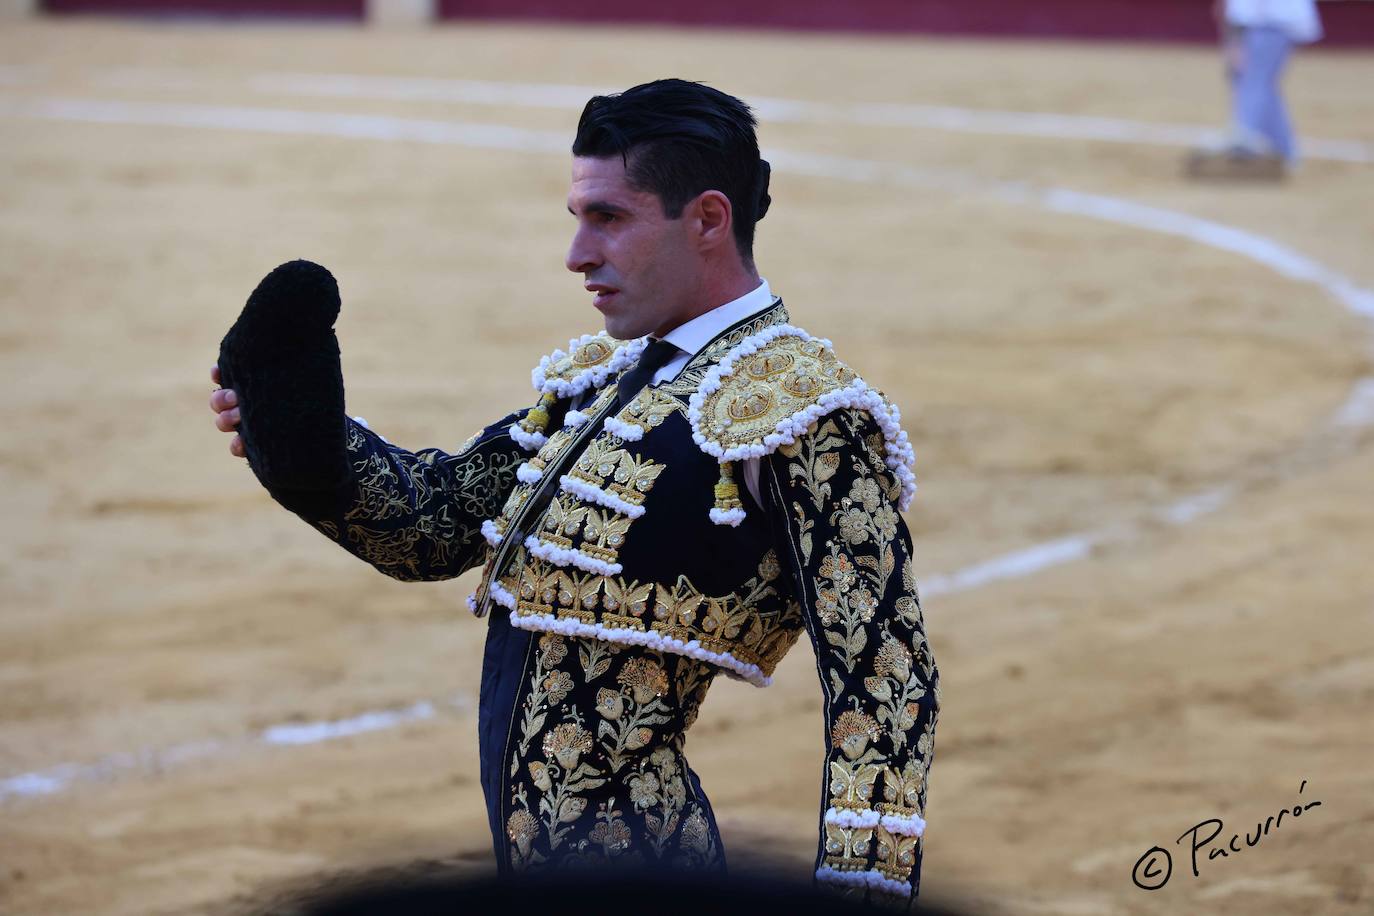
688, 325, 917, 510
508, 333, 648, 452
532, 333, 648, 399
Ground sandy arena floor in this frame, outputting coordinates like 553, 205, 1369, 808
1, 17, 1372, 916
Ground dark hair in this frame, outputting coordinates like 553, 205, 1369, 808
572, 78, 771, 265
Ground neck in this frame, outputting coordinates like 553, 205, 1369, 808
653, 263, 761, 338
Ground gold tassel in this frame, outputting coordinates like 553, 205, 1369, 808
714, 461, 743, 513
521, 392, 557, 435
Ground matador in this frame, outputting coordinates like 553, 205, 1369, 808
212, 79, 940, 910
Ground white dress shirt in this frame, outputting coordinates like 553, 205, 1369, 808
1225, 0, 1322, 43
655, 278, 776, 507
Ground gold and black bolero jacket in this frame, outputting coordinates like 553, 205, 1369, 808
290, 299, 939, 906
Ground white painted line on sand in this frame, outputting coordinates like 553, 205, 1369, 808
87, 66, 1374, 164
260, 701, 436, 745
1332, 377, 1374, 428
5, 96, 1367, 321
1, 739, 226, 801
1040, 189, 1374, 319
765, 147, 1374, 321
1155, 484, 1239, 527
0, 96, 570, 153
1, 700, 463, 802
762, 98, 1372, 165
922, 533, 1106, 597
921, 483, 1242, 597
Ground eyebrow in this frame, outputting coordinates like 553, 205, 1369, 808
568, 200, 632, 217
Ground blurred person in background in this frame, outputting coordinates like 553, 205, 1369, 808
1188, 0, 1323, 177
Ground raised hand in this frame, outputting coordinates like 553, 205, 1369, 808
216, 259, 349, 492
209, 364, 246, 458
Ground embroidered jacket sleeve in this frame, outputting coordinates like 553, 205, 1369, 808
279, 413, 527, 582
762, 407, 940, 909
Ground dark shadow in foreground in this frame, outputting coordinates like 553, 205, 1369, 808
248, 863, 978, 916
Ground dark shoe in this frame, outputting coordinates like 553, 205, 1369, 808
1184, 146, 1287, 181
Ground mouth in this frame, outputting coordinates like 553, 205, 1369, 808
586, 284, 620, 310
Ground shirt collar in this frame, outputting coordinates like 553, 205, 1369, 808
660, 279, 773, 358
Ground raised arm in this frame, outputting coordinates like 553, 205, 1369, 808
300, 414, 525, 581
762, 407, 940, 910
210, 260, 527, 581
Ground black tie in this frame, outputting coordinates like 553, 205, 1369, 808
616, 337, 680, 409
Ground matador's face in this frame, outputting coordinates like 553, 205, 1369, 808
565, 155, 702, 341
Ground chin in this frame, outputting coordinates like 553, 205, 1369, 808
602, 315, 651, 341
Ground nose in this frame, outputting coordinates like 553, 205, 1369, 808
565, 222, 601, 275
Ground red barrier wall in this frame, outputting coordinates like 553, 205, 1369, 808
44, 0, 363, 17
436, 0, 1374, 47
40, 0, 1374, 45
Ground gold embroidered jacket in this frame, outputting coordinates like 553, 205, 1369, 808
288, 300, 940, 906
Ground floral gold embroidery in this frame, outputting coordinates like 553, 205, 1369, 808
310, 419, 522, 583
833, 709, 881, 760
617, 657, 670, 703
507, 634, 725, 874
507, 809, 538, 862
774, 406, 938, 900
543, 723, 595, 769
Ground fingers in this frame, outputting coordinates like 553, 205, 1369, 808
212, 367, 246, 459
209, 387, 238, 413
214, 406, 241, 432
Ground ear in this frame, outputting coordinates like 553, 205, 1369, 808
689, 190, 734, 253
